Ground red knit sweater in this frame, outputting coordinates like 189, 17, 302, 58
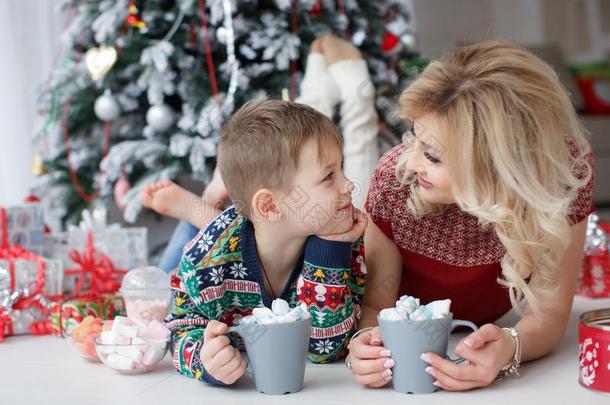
365, 144, 595, 326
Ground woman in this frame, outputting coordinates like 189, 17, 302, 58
347, 40, 595, 391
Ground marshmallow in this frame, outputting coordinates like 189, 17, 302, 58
116, 345, 144, 362
111, 316, 139, 338
142, 344, 165, 366
106, 354, 135, 370
131, 336, 147, 345
139, 320, 171, 342
243, 299, 311, 325
100, 331, 131, 345
379, 295, 452, 322
379, 308, 404, 322
408, 306, 431, 321
426, 299, 451, 319
96, 345, 116, 356
271, 299, 290, 315
98, 316, 170, 372
125, 298, 169, 322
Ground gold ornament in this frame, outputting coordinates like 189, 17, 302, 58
32, 150, 48, 176
85, 45, 118, 81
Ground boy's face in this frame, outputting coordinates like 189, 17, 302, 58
277, 138, 354, 237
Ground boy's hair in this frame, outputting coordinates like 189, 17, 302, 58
218, 99, 342, 219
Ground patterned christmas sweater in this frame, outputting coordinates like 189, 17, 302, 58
165, 205, 367, 385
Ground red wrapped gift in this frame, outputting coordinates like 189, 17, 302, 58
0, 208, 62, 341
48, 231, 127, 336
578, 214, 610, 298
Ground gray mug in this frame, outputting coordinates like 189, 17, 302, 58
377, 312, 478, 394
227, 317, 312, 395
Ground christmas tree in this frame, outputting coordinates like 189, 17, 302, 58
35, 0, 419, 227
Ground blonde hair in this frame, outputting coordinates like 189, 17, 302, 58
396, 41, 592, 312
219, 99, 342, 219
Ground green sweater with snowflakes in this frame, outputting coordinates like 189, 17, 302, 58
165, 205, 367, 384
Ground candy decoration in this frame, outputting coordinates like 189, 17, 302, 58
126, 1, 146, 30
50, 294, 124, 337
70, 316, 104, 360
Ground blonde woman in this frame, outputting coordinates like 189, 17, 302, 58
347, 41, 595, 391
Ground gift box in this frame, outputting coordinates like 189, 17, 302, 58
3, 203, 45, 255
577, 214, 610, 298
1, 207, 64, 341
45, 208, 148, 295
49, 294, 125, 336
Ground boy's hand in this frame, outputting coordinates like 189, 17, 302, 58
200, 320, 247, 384
319, 207, 368, 243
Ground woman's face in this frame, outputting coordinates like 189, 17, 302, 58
404, 113, 454, 204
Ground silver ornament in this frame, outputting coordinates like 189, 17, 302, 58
352, 30, 366, 47
94, 89, 121, 121
400, 32, 418, 54
146, 104, 175, 132
216, 26, 227, 44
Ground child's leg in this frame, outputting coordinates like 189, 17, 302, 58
157, 220, 200, 273
294, 38, 340, 118
321, 35, 380, 209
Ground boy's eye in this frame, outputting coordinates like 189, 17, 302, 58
324, 172, 334, 181
424, 151, 441, 164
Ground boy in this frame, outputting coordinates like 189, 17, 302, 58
165, 99, 368, 385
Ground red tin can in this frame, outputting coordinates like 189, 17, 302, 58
579, 309, 610, 394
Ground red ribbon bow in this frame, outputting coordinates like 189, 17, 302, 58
64, 231, 126, 297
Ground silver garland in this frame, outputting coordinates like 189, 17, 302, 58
585, 213, 608, 254
221, 0, 239, 116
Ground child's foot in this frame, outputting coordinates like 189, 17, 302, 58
320, 34, 362, 65
139, 180, 200, 221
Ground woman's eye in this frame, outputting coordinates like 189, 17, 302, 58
424, 151, 441, 164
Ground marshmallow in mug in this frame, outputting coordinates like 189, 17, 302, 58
379, 295, 452, 321
240, 299, 312, 325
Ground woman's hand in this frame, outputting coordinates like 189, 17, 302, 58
420, 324, 516, 391
346, 327, 394, 388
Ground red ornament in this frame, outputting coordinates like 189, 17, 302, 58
576, 77, 610, 114
382, 31, 400, 54
310, 0, 323, 17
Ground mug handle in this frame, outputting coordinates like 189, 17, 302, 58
447, 320, 478, 364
